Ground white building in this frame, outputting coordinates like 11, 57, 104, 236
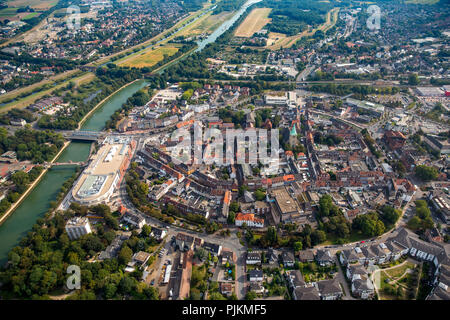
235, 213, 264, 228
65, 217, 92, 240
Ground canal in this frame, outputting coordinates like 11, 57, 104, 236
0, 0, 261, 265
0, 80, 148, 265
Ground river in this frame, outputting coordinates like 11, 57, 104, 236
0, 0, 260, 265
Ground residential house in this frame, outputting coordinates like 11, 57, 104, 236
298, 250, 315, 263
220, 282, 233, 297
150, 227, 167, 241
315, 250, 334, 266
351, 274, 375, 299
123, 211, 145, 229
282, 251, 295, 267
132, 251, 151, 269
293, 286, 320, 300
317, 278, 343, 300
249, 270, 264, 282
249, 282, 265, 294
246, 252, 262, 265
286, 270, 305, 289
221, 250, 234, 265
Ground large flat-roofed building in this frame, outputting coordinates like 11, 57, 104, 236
65, 217, 92, 240
270, 187, 301, 223
72, 136, 135, 205
415, 87, 444, 97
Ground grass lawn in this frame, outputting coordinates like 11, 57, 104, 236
377, 261, 419, 300
383, 261, 416, 279
323, 231, 368, 245
117, 46, 179, 68
235, 8, 272, 37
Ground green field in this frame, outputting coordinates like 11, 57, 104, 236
0, 7, 18, 17
22, 12, 39, 20
118, 46, 180, 68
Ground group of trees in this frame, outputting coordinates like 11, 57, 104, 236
407, 200, 434, 232
361, 128, 382, 158
317, 195, 400, 241
227, 201, 240, 225
415, 165, 439, 182
0, 203, 159, 300
313, 132, 343, 146
0, 127, 64, 163
309, 83, 401, 97
262, 0, 332, 36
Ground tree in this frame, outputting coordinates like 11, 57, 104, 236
254, 189, 266, 201
265, 226, 278, 246
118, 245, 133, 265
209, 292, 227, 300
227, 211, 236, 224
408, 73, 420, 85
104, 283, 117, 299
245, 291, 257, 300
229, 201, 239, 213
119, 276, 136, 295
319, 194, 334, 217
408, 216, 422, 230
311, 230, 326, 245
194, 248, 207, 261
293, 241, 303, 252
11, 171, 29, 194
381, 205, 401, 225
141, 225, 152, 237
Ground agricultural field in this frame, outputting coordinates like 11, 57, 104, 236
0, 0, 55, 21
234, 7, 272, 38
7, 0, 56, 10
266, 7, 340, 50
118, 45, 180, 68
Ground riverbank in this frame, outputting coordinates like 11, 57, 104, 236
0, 140, 71, 226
